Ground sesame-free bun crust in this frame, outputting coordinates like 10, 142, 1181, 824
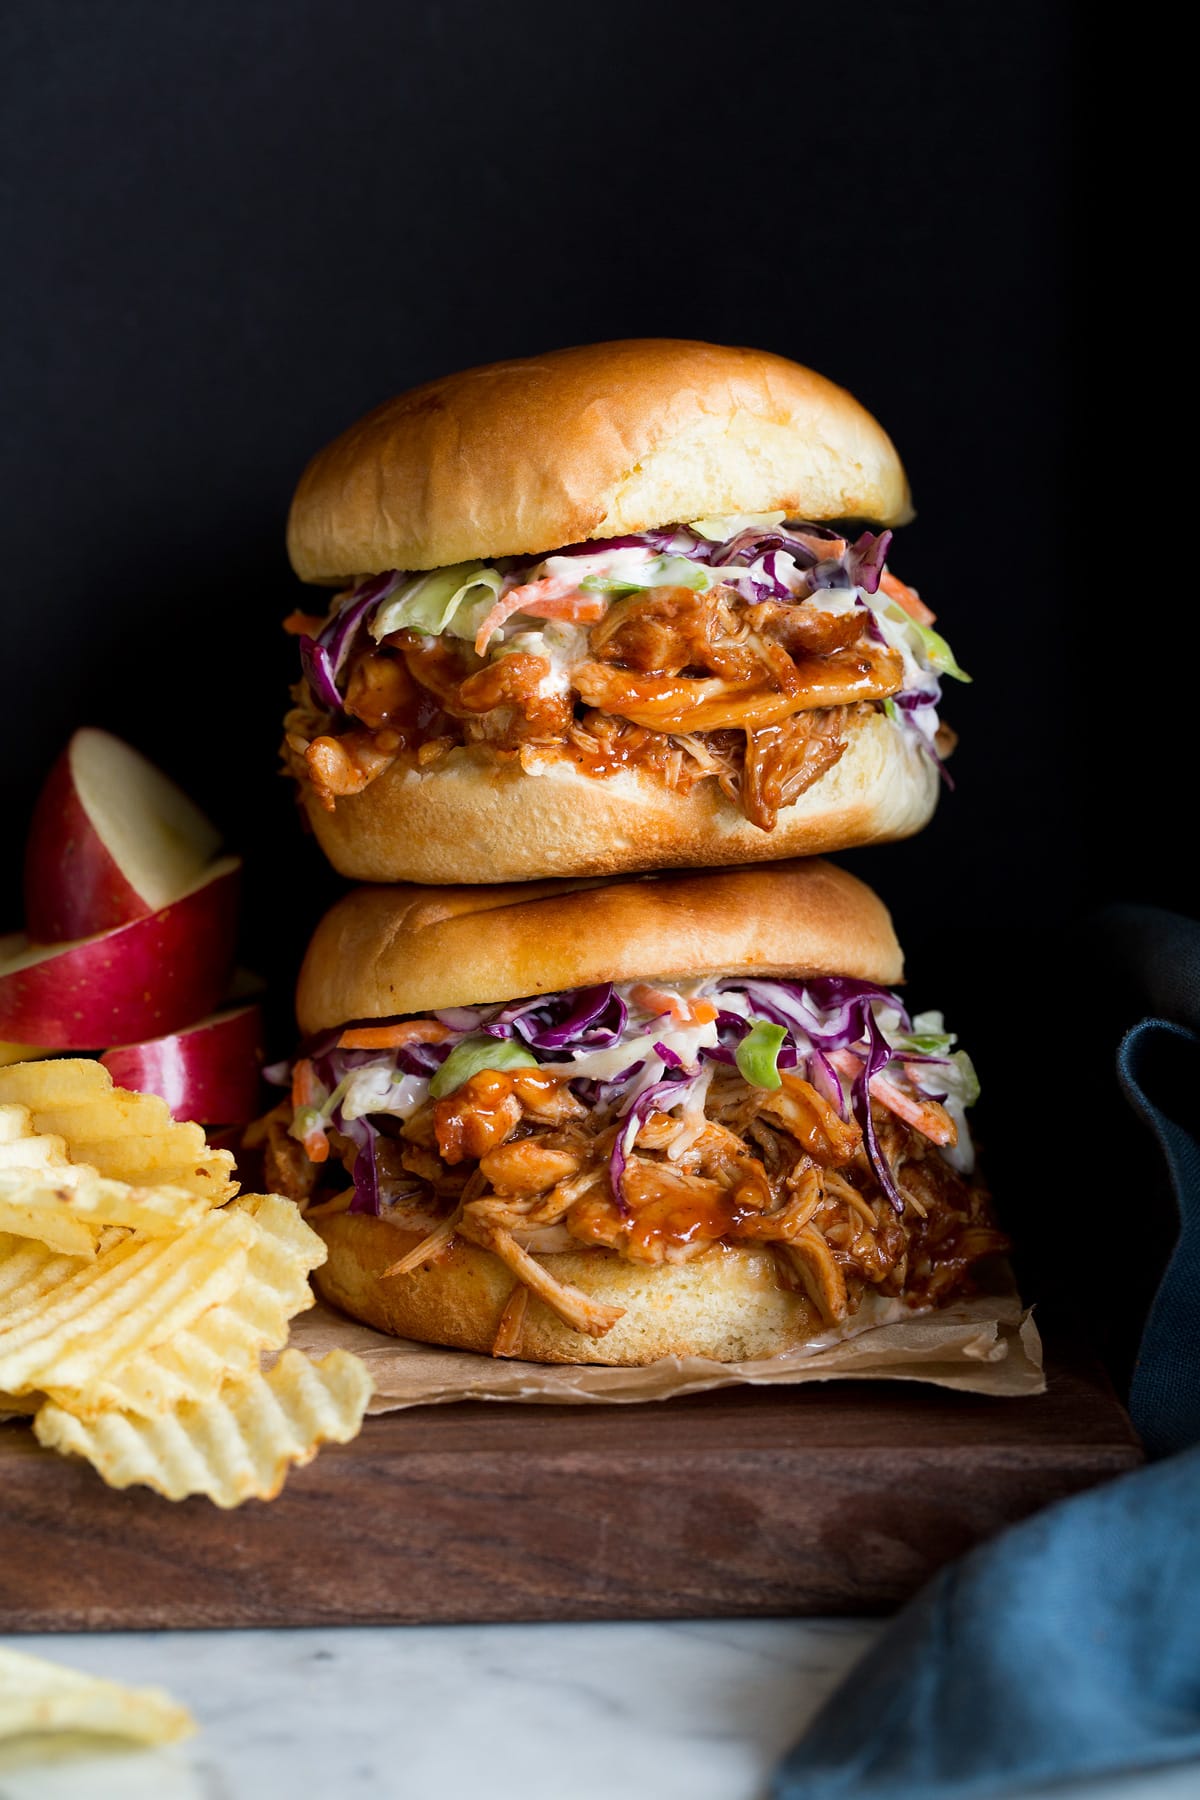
300, 706, 936, 887
295, 855, 902, 1033
287, 339, 913, 584
313, 1213, 830, 1365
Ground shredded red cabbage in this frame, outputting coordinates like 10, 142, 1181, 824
285, 972, 947, 1218
854, 1007, 908, 1214
299, 572, 403, 713
527, 534, 673, 562
845, 529, 892, 595
608, 1071, 697, 1204
514, 985, 627, 1049
809, 1048, 846, 1114
892, 687, 941, 712
445, 984, 628, 1050
332, 1112, 381, 1214
714, 528, 810, 570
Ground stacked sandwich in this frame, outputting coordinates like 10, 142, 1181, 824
261, 338, 1005, 1365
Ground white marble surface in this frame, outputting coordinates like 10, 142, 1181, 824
0, 1620, 1196, 1800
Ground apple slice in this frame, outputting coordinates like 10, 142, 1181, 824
0, 857, 240, 1048
101, 1002, 265, 1124
24, 728, 224, 943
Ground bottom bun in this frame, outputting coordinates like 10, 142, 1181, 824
299, 706, 937, 883
313, 1212, 832, 1365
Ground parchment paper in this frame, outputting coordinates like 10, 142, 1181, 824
0, 1278, 1044, 1426
287, 1271, 1045, 1411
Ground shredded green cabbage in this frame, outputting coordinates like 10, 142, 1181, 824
428, 1033, 538, 1099
291, 1103, 324, 1141
580, 555, 711, 595
735, 1019, 788, 1089
885, 1011, 981, 1107
370, 563, 504, 642
939, 1050, 981, 1108
875, 600, 971, 683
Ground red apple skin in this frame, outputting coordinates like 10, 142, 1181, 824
101, 1002, 265, 1124
23, 729, 222, 944
23, 743, 152, 941
0, 859, 241, 1048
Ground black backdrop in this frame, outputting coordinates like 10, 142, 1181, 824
0, 4, 1170, 1355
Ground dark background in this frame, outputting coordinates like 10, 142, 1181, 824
0, 5, 1177, 1364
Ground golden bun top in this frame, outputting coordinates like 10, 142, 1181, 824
286, 338, 913, 585
295, 858, 903, 1033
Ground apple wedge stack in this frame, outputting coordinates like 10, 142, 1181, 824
1, 729, 263, 1127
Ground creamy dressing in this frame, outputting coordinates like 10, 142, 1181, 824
337, 1065, 428, 1123
500, 622, 592, 695
540, 1015, 720, 1086
539, 547, 663, 586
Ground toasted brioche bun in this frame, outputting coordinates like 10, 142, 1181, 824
295, 856, 902, 1033
299, 704, 935, 886
287, 339, 913, 584
313, 1213, 835, 1365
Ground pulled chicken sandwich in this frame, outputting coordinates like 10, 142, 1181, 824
251, 861, 1006, 1366
281, 340, 967, 884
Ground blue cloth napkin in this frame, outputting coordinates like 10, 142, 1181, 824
773, 907, 1200, 1800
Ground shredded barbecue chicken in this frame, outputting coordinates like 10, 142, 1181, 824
256, 1062, 1006, 1347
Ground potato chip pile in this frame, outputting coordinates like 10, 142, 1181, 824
0, 1059, 371, 1507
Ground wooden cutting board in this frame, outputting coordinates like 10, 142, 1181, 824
0, 1340, 1140, 1631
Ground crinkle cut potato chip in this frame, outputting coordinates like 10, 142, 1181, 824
0, 1646, 195, 1744
0, 1231, 85, 1310
0, 1166, 212, 1260
0, 1056, 370, 1502
0, 1060, 236, 1202
0, 1102, 76, 1171
0, 1172, 97, 1258
35, 1347, 373, 1507
0, 1208, 254, 1394
0, 1103, 93, 1255
44, 1194, 328, 1418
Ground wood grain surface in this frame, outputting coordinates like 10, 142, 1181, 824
0, 1343, 1141, 1631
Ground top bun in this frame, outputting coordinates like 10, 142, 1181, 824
295, 858, 902, 1033
287, 339, 913, 585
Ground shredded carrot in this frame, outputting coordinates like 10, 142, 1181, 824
291, 1058, 319, 1110
792, 531, 848, 560
872, 1072, 956, 1146
628, 983, 718, 1026
290, 1059, 331, 1162
879, 571, 936, 626
337, 1020, 454, 1050
521, 594, 607, 623
282, 609, 328, 637
301, 1129, 330, 1164
828, 1049, 955, 1146
474, 575, 598, 655
686, 998, 719, 1024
